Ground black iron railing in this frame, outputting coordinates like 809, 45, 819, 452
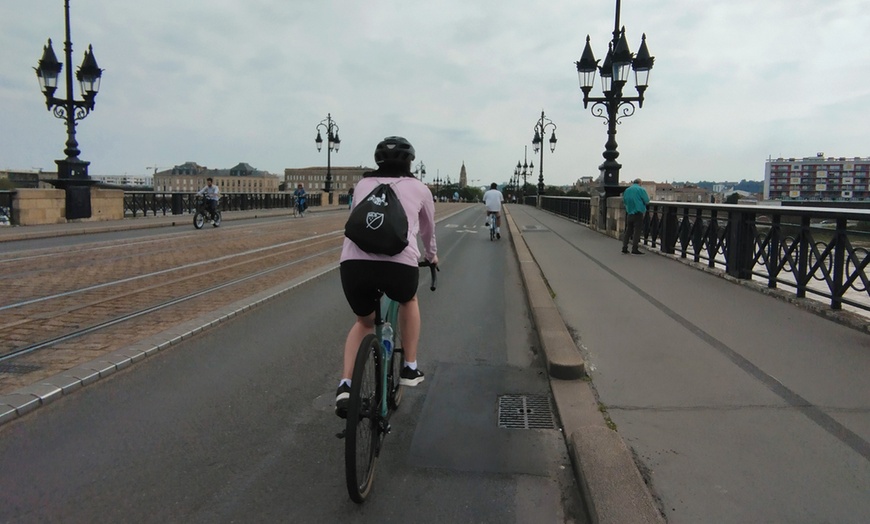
123, 192, 324, 217
0, 191, 14, 226
644, 202, 870, 314
539, 196, 592, 224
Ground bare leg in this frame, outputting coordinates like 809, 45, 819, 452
398, 296, 421, 364
341, 313, 375, 380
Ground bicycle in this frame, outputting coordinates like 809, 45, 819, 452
339, 260, 438, 503
294, 196, 307, 217
486, 211, 498, 240
193, 197, 222, 229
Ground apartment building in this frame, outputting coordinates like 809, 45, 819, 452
154, 162, 280, 193
284, 166, 371, 193
764, 154, 870, 201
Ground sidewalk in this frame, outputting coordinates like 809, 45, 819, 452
508, 204, 870, 523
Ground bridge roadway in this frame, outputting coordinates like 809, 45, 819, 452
1, 204, 869, 522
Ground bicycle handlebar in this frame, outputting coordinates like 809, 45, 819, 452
418, 260, 439, 291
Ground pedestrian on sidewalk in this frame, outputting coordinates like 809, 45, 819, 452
622, 178, 649, 255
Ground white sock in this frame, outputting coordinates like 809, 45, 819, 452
404, 360, 417, 370
496, 227, 500, 233
339, 378, 351, 388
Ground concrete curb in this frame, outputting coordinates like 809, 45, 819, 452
505, 207, 664, 524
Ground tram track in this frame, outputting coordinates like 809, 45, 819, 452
0, 242, 341, 364
0, 206, 467, 395
0, 215, 351, 393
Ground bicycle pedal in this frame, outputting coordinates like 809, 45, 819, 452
336, 430, 346, 439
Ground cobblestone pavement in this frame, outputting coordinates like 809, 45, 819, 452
0, 206, 470, 394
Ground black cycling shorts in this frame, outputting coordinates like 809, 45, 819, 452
340, 260, 419, 317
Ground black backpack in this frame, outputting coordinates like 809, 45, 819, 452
344, 183, 409, 256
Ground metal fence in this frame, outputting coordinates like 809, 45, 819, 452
0, 191, 13, 226
534, 196, 870, 315
123, 191, 324, 217
538, 196, 592, 224
645, 202, 870, 314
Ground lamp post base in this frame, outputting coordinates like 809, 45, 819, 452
49, 158, 99, 220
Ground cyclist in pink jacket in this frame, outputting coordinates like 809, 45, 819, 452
335, 137, 438, 417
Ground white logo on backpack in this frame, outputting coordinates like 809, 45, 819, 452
365, 212, 384, 230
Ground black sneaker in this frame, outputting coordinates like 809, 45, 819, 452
622, 247, 629, 254
399, 366, 425, 386
335, 383, 351, 418
496, 232, 501, 239
631, 249, 644, 255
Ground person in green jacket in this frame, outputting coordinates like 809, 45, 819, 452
622, 178, 650, 254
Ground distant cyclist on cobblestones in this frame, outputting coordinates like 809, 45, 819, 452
294, 183, 307, 217
196, 177, 220, 221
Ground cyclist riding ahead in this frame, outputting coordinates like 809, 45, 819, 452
335, 136, 438, 417
197, 177, 220, 225
483, 182, 504, 239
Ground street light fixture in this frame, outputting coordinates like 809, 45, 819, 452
315, 113, 340, 205
515, 145, 534, 202
35, 0, 104, 219
414, 161, 426, 182
575, 0, 654, 224
433, 170, 442, 201
531, 111, 557, 198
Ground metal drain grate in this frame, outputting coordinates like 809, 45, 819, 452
0, 363, 42, 375
497, 394, 556, 429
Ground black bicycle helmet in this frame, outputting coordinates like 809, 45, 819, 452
374, 136, 416, 164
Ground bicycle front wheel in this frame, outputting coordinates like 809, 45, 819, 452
193, 211, 205, 229
345, 334, 382, 503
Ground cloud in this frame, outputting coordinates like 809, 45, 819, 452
1, 0, 868, 185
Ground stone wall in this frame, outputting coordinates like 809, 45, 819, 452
90, 188, 124, 221
12, 189, 65, 225
12, 187, 124, 225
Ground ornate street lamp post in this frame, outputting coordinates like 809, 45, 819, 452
433, 170, 442, 202
314, 113, 341, 205
575, 0, 654, 226
414, 161, 426, 182
515, 145, 534, 203
35, 0, 103, 219
531, 111, 557, 200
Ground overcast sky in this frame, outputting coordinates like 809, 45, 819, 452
2, 1, 868, 187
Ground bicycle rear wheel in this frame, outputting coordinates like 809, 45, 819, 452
212, 210, 222, 227
345, 334, 382, 503
388, 348, 403, 409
